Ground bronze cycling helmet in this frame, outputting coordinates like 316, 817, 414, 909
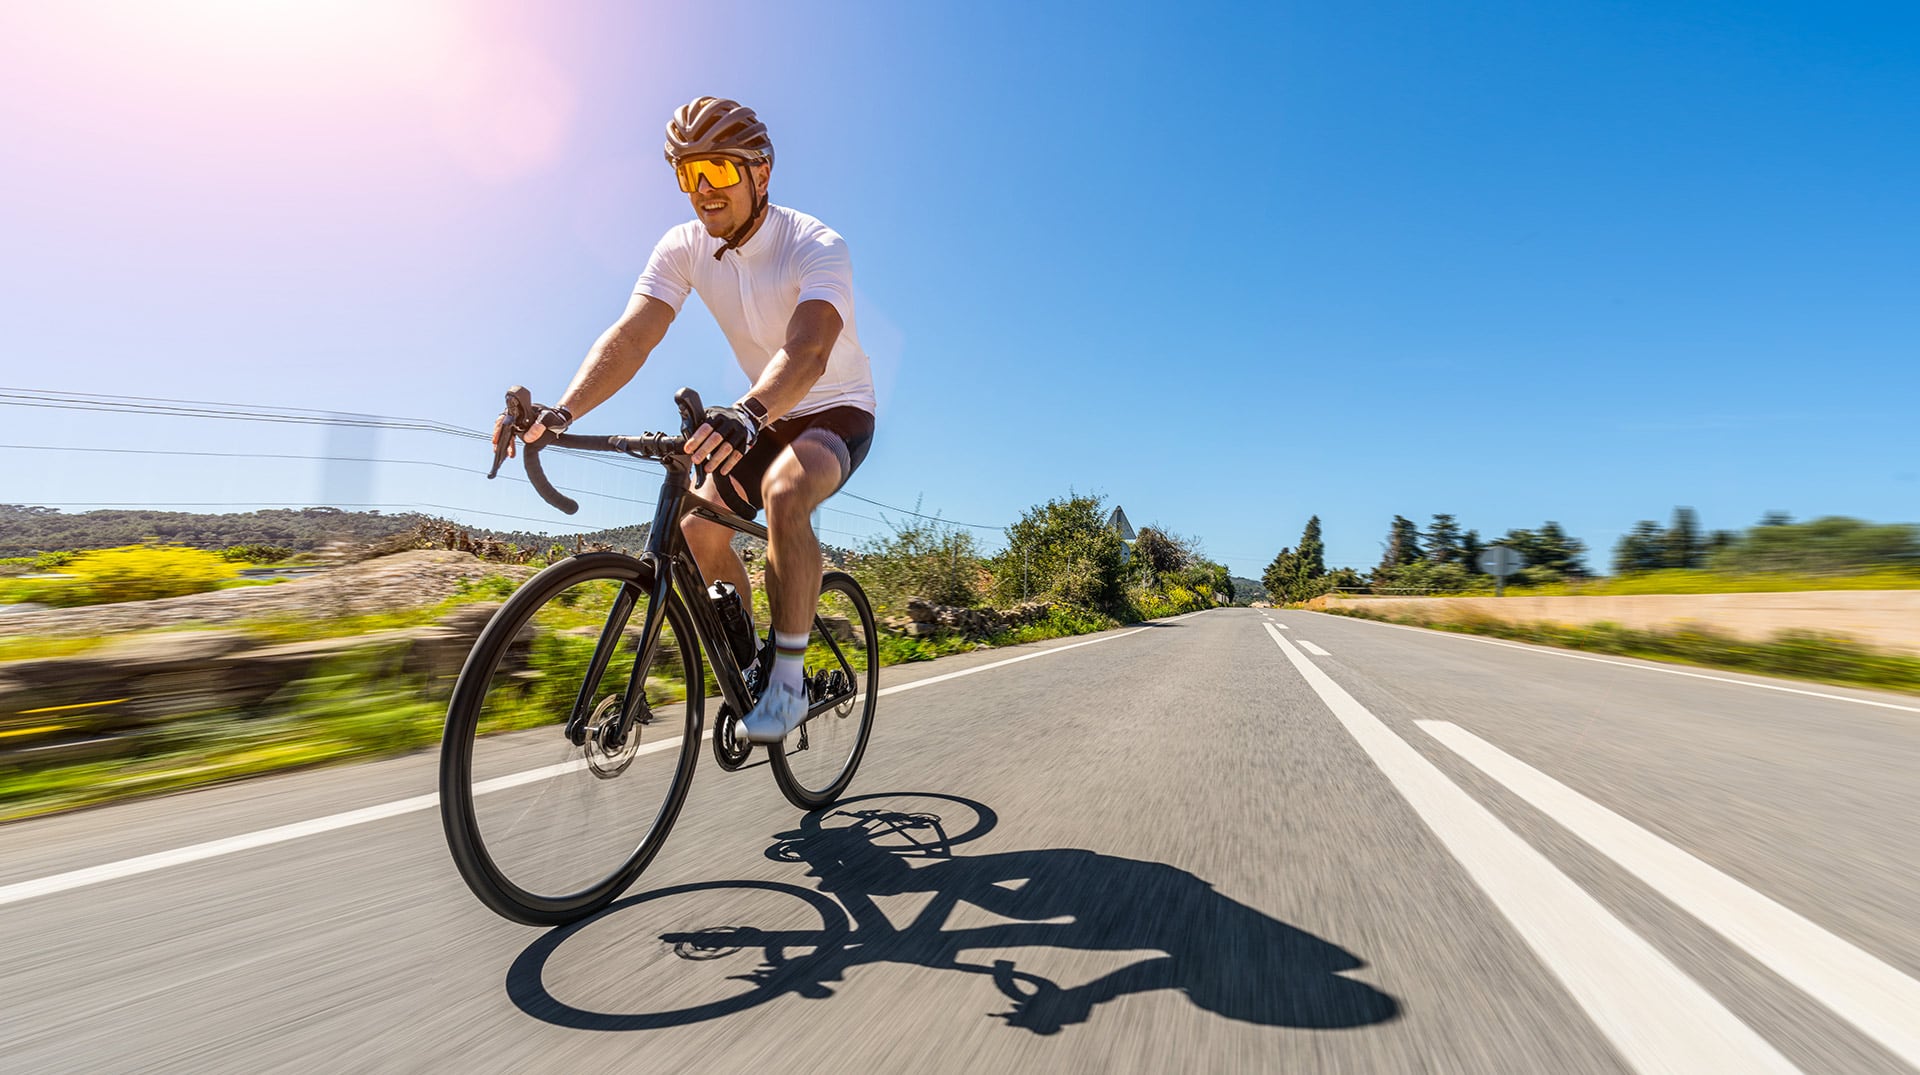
664, 96, 774, 166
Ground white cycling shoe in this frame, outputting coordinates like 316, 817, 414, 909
740, 680, 809, 743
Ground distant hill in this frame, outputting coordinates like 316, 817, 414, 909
0, 505, 853, 563
1229, 576, 1268, 605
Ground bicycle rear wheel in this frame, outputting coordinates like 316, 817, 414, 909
768, 571, 878, 810
440, 552, 703, 925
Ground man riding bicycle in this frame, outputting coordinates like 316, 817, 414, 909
495, 96, 876, 745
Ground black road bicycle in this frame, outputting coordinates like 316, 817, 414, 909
439, 387, 880, 926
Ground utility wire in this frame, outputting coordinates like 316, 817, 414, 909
0, 443, 659, 509
4, 386, 1017, 534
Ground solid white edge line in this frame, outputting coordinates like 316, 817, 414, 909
877, 624, 1154, 696
1298, 640, 1331, 656
1261, 623, 1797, 1074
1318, 613, 1920, 714
1418, 719, 1920, 1068
0, 617, 1185, 907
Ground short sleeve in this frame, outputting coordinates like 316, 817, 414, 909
633, 225, 695, 311
795, 230, 855, 323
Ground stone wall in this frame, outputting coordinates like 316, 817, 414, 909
0, 603, 513, 769
892, 598, 1054, 639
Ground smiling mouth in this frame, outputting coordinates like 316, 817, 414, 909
700, 201, 727, 214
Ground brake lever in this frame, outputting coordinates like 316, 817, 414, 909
488, 385, 534, 479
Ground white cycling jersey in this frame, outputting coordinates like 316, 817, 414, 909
634, 204, 876, 418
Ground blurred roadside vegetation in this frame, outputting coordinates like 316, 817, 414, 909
1323, 604, 1920, 698
1, 490, 1229, 820
1262, 511, 1920, 604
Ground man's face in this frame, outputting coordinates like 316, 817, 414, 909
685, 158, 770, 237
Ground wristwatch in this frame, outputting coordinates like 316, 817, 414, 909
737, 395, 770, 437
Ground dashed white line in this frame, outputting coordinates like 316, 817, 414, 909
1298, 639, 1331, 656
1420, 719, 1920, 1068
1262, 622, 1796, 1073
0, 620, 1172, 907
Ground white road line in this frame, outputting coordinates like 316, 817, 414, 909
1419, 720, 1920, 1068
877, 625, 1152, 697
1261, 622, 1796, 1073
1298, 639, 1331, 656
0, 622, 1167, 907
1321, 613, 1920, 715
1271, 622, 1288, 629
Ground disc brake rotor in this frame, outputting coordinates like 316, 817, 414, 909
585, 694, 641, 778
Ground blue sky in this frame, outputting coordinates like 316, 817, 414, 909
2, 1, 1915, 575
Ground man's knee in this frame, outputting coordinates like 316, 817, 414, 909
681, 514, 732, 556
762, 440, 843, 523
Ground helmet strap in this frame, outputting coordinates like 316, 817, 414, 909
714, 165, 769, 260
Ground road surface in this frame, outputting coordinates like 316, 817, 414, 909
3, 608, 1916, 1073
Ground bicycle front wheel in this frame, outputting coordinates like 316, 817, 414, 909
440, 552, 703, 925
768, 571, 879, 810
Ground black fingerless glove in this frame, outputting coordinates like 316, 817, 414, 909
702, 405, 758, 454
534, 404, 573, 433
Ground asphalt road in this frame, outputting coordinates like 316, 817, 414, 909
3, 608, 1916, 1073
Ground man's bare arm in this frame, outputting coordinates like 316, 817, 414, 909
683, 299, 844, 475
742, 298, 844, 422
520, 295, 677, 443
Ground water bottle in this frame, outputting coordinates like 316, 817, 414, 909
708, 582, 758, 669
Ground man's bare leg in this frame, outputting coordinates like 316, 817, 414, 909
760, 436, 846, 637
737, 434, 846, 742
681, 477, 754, 626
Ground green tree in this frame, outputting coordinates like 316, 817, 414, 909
991, 493, 1127, 612
1613, 519, 1666, 574
1709, 516, 1920, 574
1297, 516, 1327, 580
1374, 516, 1423, 583
1461, 529, 1485, 576
1263, 547, 1301, 604
1504, 521, 1588, 579
1132, 525, 1193, 584
1663, 506, 1705, 569
1426, 513, 1463, 565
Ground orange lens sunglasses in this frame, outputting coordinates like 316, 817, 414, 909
674, 157, 746, 193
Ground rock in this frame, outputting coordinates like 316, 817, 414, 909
818, 615, 854, 642
902, 622, 940, 637
438, 602, 505, 639
92, 631, 250, 671
0, 552, 537, 638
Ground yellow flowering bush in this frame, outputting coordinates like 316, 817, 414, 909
9, 545, 239, 607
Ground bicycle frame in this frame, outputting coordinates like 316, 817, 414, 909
559, 448, 859, 750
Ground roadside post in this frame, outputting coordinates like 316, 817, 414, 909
1477, 545, 1523, 596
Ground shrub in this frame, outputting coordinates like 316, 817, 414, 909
219, 544, 295, 564
859, 513, 983, 611
5, 544, 239, 606
989, 493, 1126, 614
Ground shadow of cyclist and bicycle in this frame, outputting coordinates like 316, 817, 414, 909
506, 792, 1399, 1036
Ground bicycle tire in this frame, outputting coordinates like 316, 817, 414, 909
768, 571, 879, 810
440, 552, 704, 925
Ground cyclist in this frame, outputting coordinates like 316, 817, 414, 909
497, 96, 876, 744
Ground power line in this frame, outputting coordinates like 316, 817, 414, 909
0, 443, 659, 509
834, 490, 1005, 532
0, 388, 656, 475
5, 386, 1016, 535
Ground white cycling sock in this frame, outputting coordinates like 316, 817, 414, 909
770, 630, 808, 694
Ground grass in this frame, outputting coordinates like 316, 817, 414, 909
1410, 568, 1920, 599
1323, 605, 1920, 697
1, 650, 446, 822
